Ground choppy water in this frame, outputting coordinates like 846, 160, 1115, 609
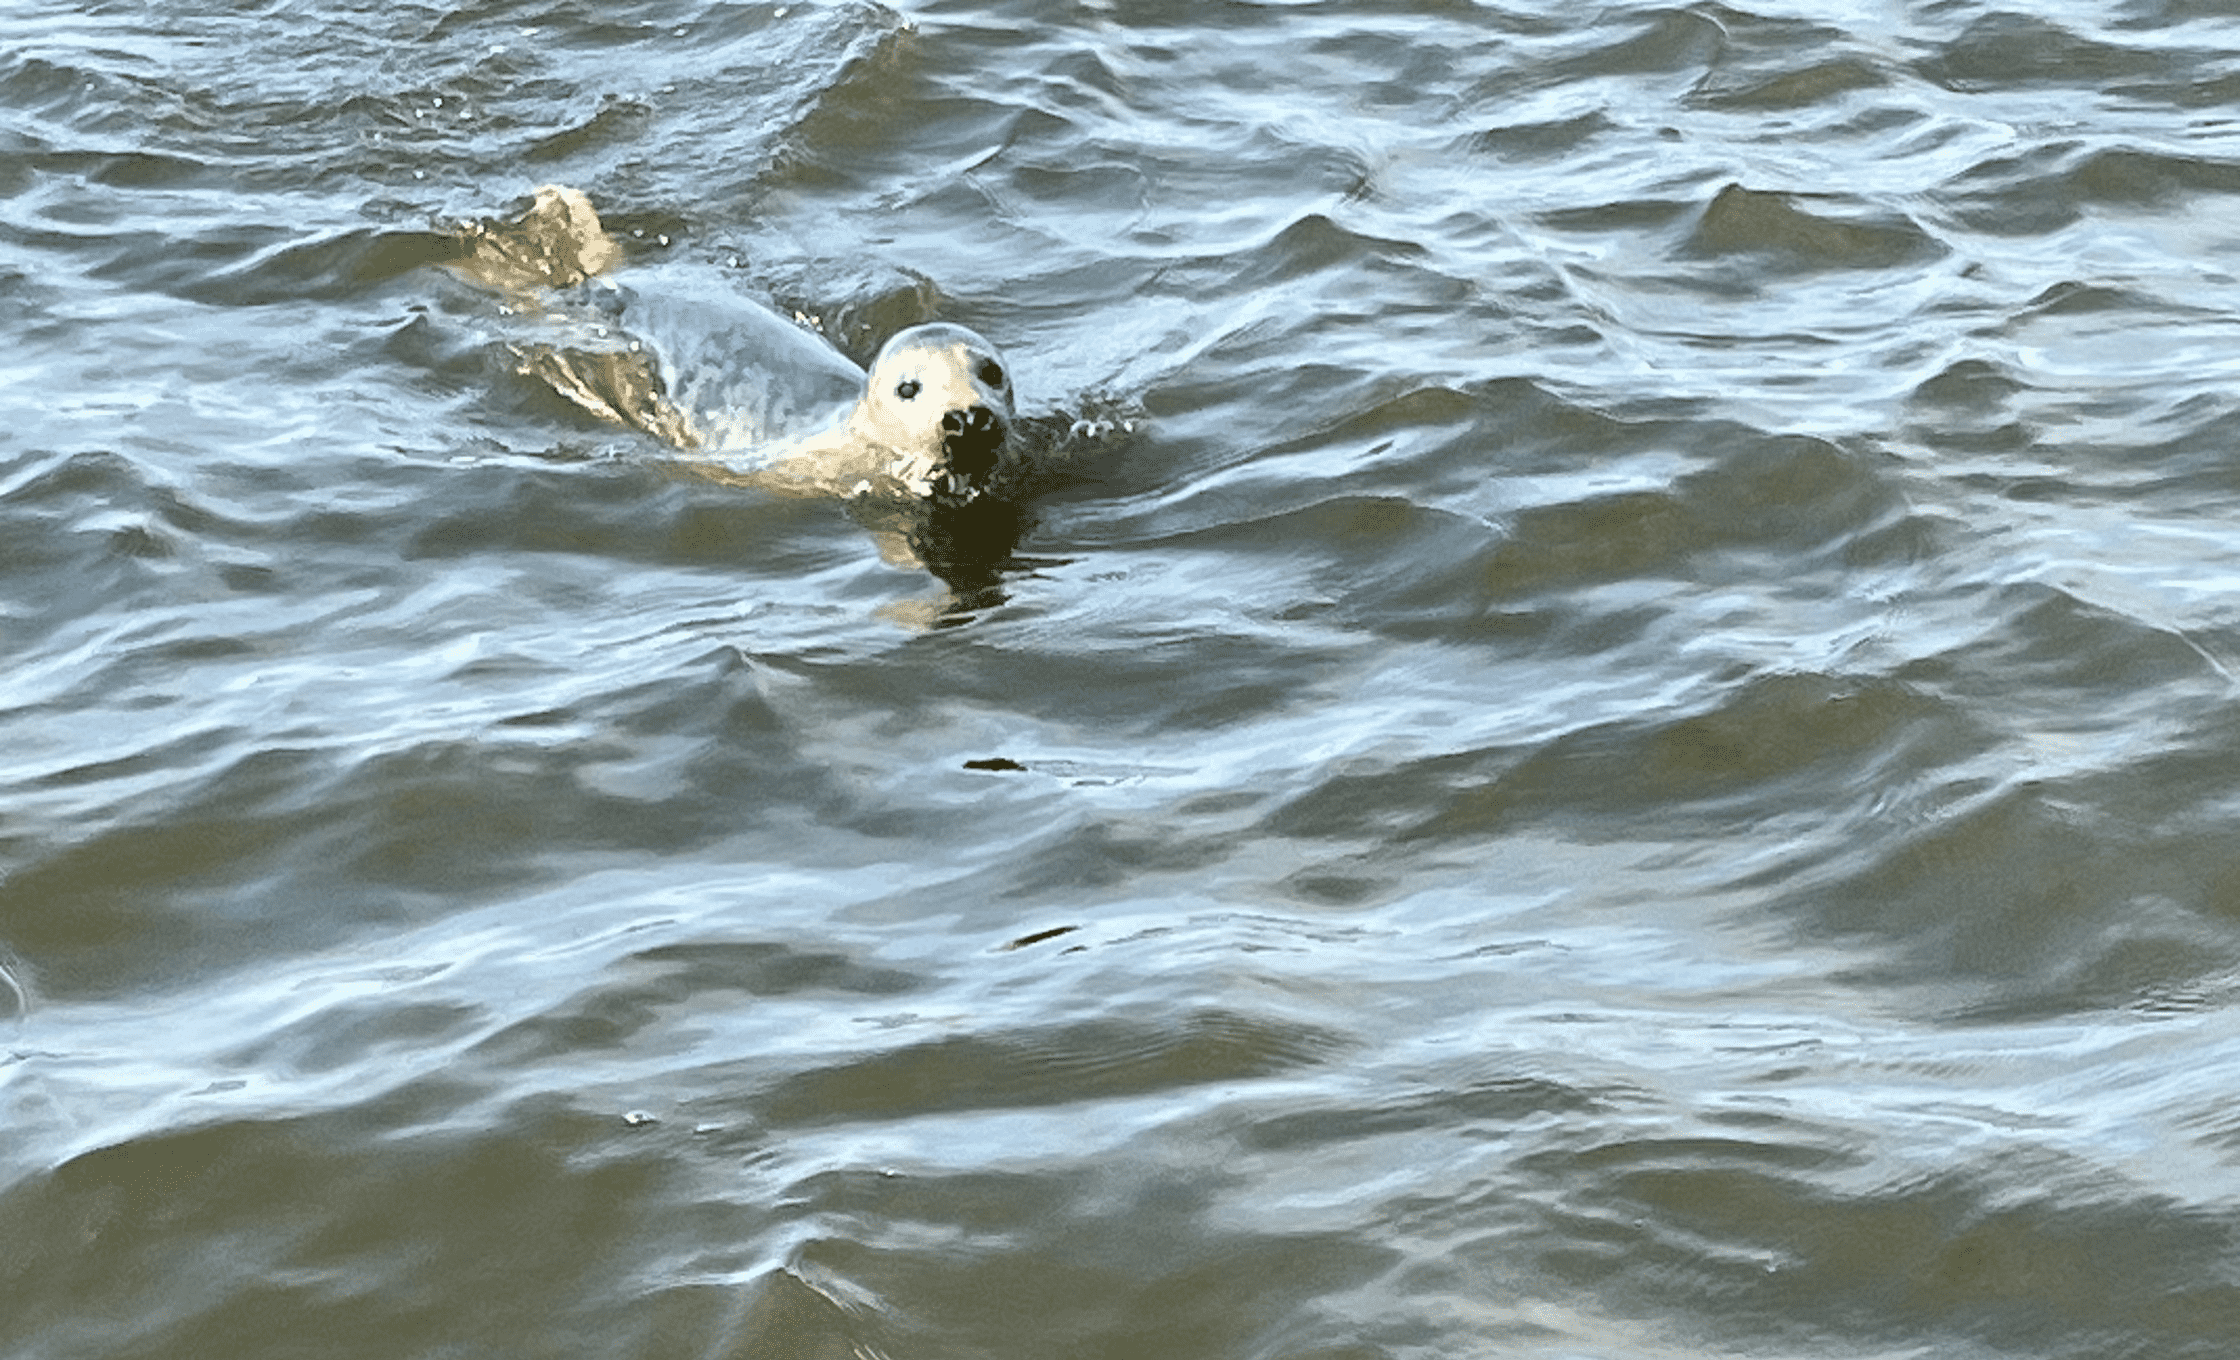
9, 1, 2240, 1356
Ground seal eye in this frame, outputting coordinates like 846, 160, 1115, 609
977, 359, 1006, 389
895, 378, 921, 401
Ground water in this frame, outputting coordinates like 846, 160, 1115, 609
8, 1, 2240, 1355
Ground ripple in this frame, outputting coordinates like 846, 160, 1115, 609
755, 1010, 1351, 1127
1681, 183, 1945, 273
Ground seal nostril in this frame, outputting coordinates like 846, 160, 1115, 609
942, 405, 996, 435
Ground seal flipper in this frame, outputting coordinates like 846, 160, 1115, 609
511, 344, 698, 448
449, 184, 622, 293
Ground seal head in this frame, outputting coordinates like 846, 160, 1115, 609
849, 323, 1016, 501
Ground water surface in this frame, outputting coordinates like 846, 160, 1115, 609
8, 1, 2240, 1356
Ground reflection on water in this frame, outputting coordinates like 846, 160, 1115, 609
847, 490, 1028, 614
8, 0, 2240, 1356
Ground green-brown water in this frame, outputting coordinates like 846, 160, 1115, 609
9, 2, 2240, 1356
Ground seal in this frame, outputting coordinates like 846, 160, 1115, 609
632, 279, 1017, 502
461, 187, 1017, 504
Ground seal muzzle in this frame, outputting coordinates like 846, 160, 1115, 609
938, 404, 1005, 490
